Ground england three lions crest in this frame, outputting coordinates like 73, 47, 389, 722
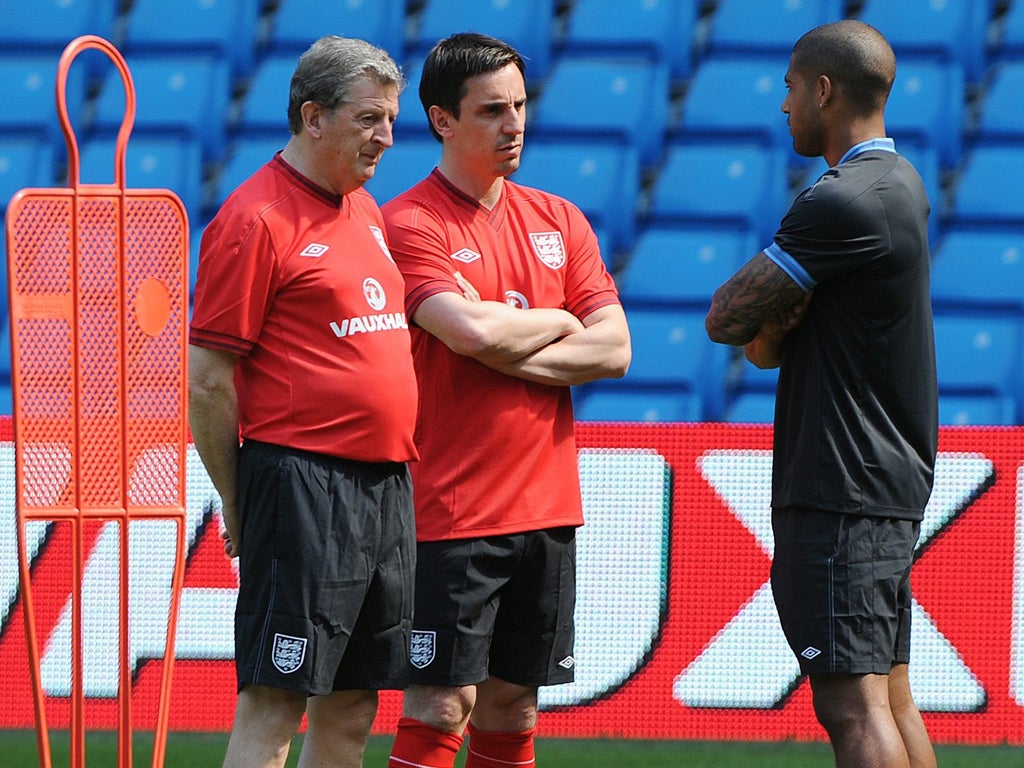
529, 231, 566, 269
409, 630, 436, 669
271, 633, 307, 674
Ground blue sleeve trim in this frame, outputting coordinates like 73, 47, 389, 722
764, 242, 816, 292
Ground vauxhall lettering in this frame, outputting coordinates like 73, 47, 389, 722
330, 312, 408, 338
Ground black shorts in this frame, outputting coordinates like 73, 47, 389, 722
408, 527, 577, 688
233, 440, 415, 695
771, 506, 919, 676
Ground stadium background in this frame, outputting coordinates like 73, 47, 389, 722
2, 0, 1024, 752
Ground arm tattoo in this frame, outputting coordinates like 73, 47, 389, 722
707, 253, 806, 345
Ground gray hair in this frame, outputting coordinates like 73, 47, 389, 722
287, 36, 405, 134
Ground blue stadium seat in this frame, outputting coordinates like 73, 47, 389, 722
591, 226, 614, 266
618, 226, 752, 308
513, 140, 639, 254
0, 236, 7, 331
677, 56, 793, 154
269, 0, 405, 59
93, 56, 230, 164
0, 138, 57, 212
732, 357, 779, 393
573, 387, 701, 423
706, 0, 845, 58
396, 56, 430, 138
932, 314, 1021, 402
951, 146, 1024, 227
0, 383, 11, 415
1000, 0, 1024, 59
560, 0, 699, 79
123, 0, 259, 79
885, 60, 965, 169
725, 356, 780, 421
411, 0, 556, 81
0, 0, 115, 55
975, 60, 1024, 144
189, 224, 205, 299
931, 229, 1024, 313
938, 394, 1017, 426
0, 55, 88, 147
0, 318, 11, 387
647, 142, 788, 243
857, 0, 988, 83
892, 145, 942, 228
363, 140, 439, 206
236, 56, 296, 139
723, 391, 776, 424
213, 138, 287, 207
620, 308, 730, 419
531, 56, 670, 167
78, 136, 204, 220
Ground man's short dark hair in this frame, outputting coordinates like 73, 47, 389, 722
791, 20, 896, 115
418, 32, 526, 143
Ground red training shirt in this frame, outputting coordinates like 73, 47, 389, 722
190, 154, 418, 463
383, 169, 621, 540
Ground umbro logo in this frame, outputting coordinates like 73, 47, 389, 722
800, 646, 822, 660
300, 242, 330, 258
451, 248, 481, 264
557, 656, 575, 669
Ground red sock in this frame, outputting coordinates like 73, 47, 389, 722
465, 722, 536, 768
389, 717, 464, 768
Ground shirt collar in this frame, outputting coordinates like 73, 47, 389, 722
837, 137, 897, 166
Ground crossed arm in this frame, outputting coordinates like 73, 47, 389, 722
705, 252, 811, 369
413, 274, 631, 386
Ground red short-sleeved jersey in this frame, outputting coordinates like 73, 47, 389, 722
382, 170, 621, 540
190, 154, 418, 463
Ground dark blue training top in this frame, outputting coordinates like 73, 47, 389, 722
765, 138, 938, 521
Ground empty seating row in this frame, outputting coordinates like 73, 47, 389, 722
617, 224, 1024, 314
575, 309, 1024, 426
0, 49, 983, 215
1, 2, 1018, 222
6, 129, 1024, 300
575, 308, 730, 423
679, 54, 966, 169
0, 0, 1007, 84
0, 0, 554, 82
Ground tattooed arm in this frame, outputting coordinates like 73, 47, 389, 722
742, 291, 813, 368
705, 252, 810, 367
